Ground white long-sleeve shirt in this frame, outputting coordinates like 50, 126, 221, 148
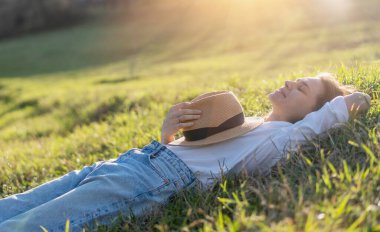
167, 96, 349, 187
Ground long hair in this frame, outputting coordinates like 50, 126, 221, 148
314, 72, 355, 111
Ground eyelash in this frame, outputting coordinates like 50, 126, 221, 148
298, 85, 306, 92
287, 82, 306, 93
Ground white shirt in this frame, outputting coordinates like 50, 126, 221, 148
167, 96, 349, 187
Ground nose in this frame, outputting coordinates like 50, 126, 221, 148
285, 80, 297, 89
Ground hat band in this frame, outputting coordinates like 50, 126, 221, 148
183, 112, 244, 141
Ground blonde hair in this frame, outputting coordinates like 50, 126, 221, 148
314, 72, 355, 111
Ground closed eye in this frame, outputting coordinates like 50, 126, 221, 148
298, 85, 307, 94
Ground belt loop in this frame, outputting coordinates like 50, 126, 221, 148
150, 146, 163, 159
150, 151, 159, 158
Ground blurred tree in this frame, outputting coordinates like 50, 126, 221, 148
0, 0, 87, 38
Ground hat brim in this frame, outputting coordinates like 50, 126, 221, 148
168, 117, 263, 146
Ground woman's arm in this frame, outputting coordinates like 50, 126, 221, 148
243, 92, 371, 176
161, 102, 202, 144
269, 92, 371, 153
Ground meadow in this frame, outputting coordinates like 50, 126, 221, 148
0, 0, 379, 231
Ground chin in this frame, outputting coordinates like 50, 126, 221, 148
268, 92, 282, 104
267, 92, 275, 101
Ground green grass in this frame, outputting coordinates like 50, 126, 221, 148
0, 0, 379, 231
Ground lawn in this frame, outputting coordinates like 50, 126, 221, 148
0, 0, 379, 231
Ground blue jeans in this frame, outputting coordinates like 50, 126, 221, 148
0, 140, 197, 232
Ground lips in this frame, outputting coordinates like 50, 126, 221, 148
279, 88, 286, 98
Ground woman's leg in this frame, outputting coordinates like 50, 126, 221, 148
0, 150, 181, 232
0, 160, 105, 223
0, 141, 197, 232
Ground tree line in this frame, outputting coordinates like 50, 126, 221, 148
0, 0, 131, 39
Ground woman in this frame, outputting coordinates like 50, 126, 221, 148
0, 73, 371, 231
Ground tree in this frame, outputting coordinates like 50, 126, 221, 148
0, 0, 87, 38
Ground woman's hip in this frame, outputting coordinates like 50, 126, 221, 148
80, 140, 198, 199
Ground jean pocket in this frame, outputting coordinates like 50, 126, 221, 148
116, 148, 169, 184
147, 152, 170, 184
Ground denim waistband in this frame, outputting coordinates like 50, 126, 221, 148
141, 140, 197, 188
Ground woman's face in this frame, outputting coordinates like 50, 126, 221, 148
268, 77, 324, 122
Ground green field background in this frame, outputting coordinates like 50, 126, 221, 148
0, 0, 379, 231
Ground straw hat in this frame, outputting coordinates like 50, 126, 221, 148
169, 91, 263, 146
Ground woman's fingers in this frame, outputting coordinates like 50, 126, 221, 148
177, 122, 195, 129
178, 114, 201, 122
162, 102, 201, 143
180, 109, 202, 115
168, 102, 202, 128
172, 102, 191, 110
170, 103, 201, 115
171, 109, 202, 119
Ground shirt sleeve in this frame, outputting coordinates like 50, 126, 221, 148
242, 96, 349, 176
269, 95, 349, 154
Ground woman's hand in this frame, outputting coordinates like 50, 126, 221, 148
344, 92, 371, 118
161, 102, 202, 144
